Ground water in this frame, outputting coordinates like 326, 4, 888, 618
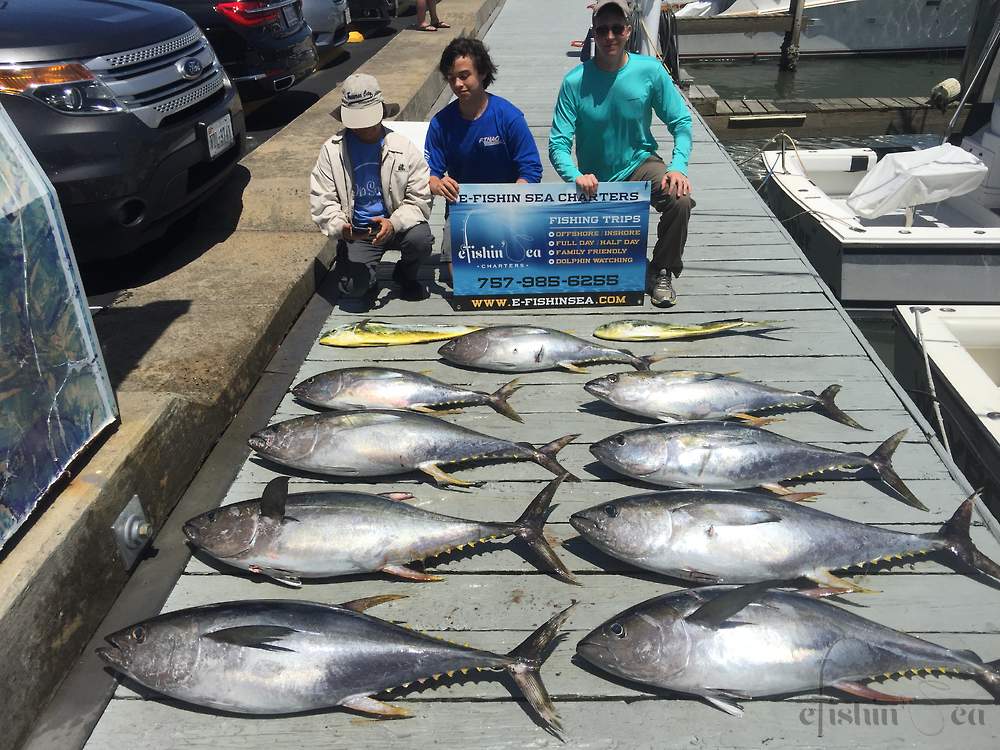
685, 53, 963, 100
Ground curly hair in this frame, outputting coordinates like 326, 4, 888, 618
438, 37, 498, 89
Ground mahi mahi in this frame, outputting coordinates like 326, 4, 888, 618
320, 319, 482, 347
438, 325, 661, 373
584, 370, 867, 429
98, 595, 574, 733
249, 410, 579, 487
184, 475, 577, 586
593, 318, 784, 342
292, 366, 524, 421
577, 585, 1000, 716
589, 421, 926, 510
569, 489, 1000, 592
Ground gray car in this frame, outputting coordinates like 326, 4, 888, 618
303, 0, 351, 53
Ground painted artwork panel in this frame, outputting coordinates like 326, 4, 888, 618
0, 106, 118, 551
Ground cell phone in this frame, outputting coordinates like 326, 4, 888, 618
350, 223, 373, 236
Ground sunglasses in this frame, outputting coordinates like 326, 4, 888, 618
593, 23, 627, 36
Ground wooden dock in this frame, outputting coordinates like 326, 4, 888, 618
83, 1, 1000, 747
686, 85, 962, 141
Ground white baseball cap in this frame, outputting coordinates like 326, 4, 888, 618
331, 73, 400, 129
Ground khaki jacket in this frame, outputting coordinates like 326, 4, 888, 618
309, 127, 431, 237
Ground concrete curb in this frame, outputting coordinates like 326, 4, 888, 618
0, 2, 502, 748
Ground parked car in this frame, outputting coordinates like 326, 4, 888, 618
303, 0, 351, 56
348, 0, 408, 20
0, 0, 246, 261
151, 1, 319, 102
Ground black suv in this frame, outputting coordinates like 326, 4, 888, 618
1, 0, 246, 261
152, 1, 318, 102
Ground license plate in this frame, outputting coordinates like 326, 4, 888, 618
281, 4, 298, 27
206, 113, 234, 160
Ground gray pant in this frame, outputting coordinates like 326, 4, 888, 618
336, 222, 434, 296
627, 156, 694, 278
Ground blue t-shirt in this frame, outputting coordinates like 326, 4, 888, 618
345, 131, 386, 226
424, 94, 542, 185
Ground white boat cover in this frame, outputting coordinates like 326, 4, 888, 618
846, 144, 988, 218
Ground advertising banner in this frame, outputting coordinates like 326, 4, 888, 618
0, 107, 118, 552
449, 182, 650, 310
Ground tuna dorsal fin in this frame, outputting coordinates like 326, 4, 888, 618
203, 625, 298, 652
685, 583, 772, 628
260, 476, 288, 520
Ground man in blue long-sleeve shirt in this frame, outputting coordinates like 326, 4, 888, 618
549, 0, 694, 307
425, 37, 543, 285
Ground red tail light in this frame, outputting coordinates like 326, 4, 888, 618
215, 1, 279, 26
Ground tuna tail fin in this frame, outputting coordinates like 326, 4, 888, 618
632, 353, 666, 372
980, 659, 1000, 701
513, 474, 578, 585
809, 384, 870, 430
867, 429, 928, 511
488, 378, 524, 422
936, 493, 1000, 583
532, 434, 581, 482
506, 603, 576, 736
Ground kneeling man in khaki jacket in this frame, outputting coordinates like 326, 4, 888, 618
310, 73, 433, 301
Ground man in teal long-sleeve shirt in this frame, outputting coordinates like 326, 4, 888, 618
548, 0, 694, 307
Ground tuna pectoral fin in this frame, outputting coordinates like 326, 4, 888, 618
203, 625, 298, 652
532, 434, 581, 482
249, 565, 301, 588
700, 690, 747, 717
936, 494, 1000, 583
419, 462, 481, 488
514, 474, 578, 585
382, 564, 443, 582
488, 379, 524, 422
807, 570, 880, 594
868, 429, 928, 511
697, 503, 781, 526
341, 695, 412, 718
731, 412, 784, 428
557, 361, 589, 374
810, 384, 870, 430
760, 483, 823, 501
338, 594, 407, 613
378, 491, 416, 502
686, 582, 772, 629
507, 603, 576, 736
832, 681, 914, 703
635, 353, 666, 371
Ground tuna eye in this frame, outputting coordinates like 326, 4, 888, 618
604, 504, 618, 517
609, 622, 626, 639
131, 626, 146, 644
614, 435, 626, 446
207, 512, 217, 523
608, 374, 618, 383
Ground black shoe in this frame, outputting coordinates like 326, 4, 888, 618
398, 280, 430, 301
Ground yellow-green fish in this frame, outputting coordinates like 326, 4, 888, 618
320, 319, 483, 347
593, 318, 785, 342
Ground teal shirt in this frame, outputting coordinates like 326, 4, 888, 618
548, 53, 693, 182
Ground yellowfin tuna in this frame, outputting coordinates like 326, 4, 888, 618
593, 318, 785, 342
320, 319, 483, 347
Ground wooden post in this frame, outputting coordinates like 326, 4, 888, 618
779, 0, 806, 71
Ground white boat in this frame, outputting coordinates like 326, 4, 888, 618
674, 0, 975, 59
894, 305, 1000, 507
759, 142, 1000, 305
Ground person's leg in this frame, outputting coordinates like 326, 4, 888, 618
415, 0, 436, 29
337, 237, 382, 297
388, 222, 433, 300
440, 214, 453, 286
428, 0, 449, 28
628, 156, 693, 278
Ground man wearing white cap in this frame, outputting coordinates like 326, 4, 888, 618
549, 0, 694, 308
310, 73, 433, 301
